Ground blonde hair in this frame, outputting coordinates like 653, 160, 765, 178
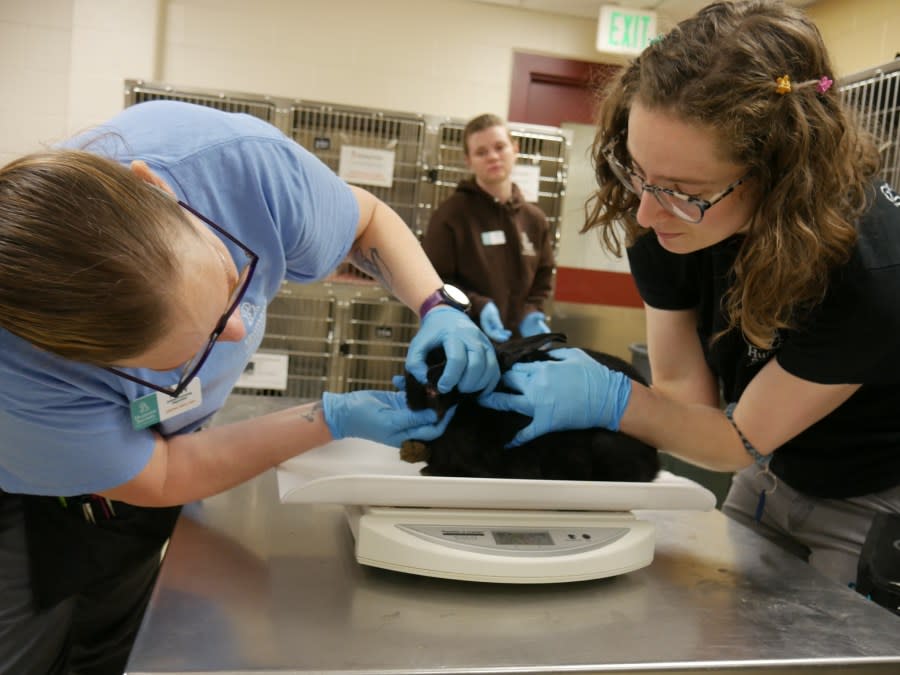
0, 150, 198, 364
585, 0, 880, 348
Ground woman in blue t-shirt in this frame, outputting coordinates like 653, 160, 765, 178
483, 0, 900, 588
0, 101, 498, 674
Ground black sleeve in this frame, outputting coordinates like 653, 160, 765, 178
777, 264, 900, 384
778, 186, 900, 385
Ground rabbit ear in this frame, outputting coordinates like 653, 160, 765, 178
496, 332, 568, 371
403, 344, 464, 417
403, 370, 430, 411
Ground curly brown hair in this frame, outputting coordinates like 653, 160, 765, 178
584, 0, 881, 348
0, 150, 198, 364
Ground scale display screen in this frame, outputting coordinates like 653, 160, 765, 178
492, 530, 553, 546
398, 521, 634, 557
356, 506, 658, 581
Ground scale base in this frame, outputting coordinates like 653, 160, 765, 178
346, 505, 655, 584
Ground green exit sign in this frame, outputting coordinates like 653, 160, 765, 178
596, 6, 658, 55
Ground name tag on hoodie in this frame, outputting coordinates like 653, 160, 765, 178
481, 230, 506, 246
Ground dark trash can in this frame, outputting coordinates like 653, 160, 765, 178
628, 342, 651, 384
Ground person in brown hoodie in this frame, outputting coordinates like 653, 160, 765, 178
422, 114, 556, 341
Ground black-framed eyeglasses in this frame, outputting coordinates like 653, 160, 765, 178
601, 132, 750, 224
106, 201, 259, 398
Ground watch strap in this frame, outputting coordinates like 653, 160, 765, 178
418, 285, 470, 318
419, 289, 449, 319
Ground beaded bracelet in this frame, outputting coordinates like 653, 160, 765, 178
724, 402, 770, 467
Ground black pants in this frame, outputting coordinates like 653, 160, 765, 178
0, 492, 180, 675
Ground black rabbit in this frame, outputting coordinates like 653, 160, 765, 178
400, 333, 660, 482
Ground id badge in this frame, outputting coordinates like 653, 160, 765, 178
481, 230, 506, 246
129, 378, 203, 430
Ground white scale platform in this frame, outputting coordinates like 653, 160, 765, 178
278, 439, 716, 584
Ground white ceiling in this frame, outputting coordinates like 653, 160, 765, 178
471, 0, 817, 23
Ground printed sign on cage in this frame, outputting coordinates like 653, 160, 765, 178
338, 146, 396, 188
511, 164, 541, 203
237, 352, 289, 391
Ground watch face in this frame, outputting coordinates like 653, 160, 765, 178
443, 284, 470, 307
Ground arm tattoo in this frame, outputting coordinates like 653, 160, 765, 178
349, 245, 393, 291
301, 400, 323, 423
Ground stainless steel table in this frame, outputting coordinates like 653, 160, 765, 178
126, 396, 900, 675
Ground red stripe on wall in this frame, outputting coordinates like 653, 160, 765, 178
554, 267, 643, 308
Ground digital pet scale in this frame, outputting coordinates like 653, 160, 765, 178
343, 505, 655, 583
278, 439, 716, 584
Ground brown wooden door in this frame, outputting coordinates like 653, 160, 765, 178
509, 52, 640, 308
509, 52, 619, 126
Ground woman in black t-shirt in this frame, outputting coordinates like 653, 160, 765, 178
482, 0, 900, 586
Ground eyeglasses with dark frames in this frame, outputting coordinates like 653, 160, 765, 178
601, 131, 750, 224
106, 201, 259, 398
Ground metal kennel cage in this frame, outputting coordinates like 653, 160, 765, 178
225, 282, 418, 399
124, 80, 280, 127
230, 284, 336, 399
332, 294, 420, 393
289, 100, 426, 243
840, 59, 900, 189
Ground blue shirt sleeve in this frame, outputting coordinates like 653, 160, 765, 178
0, 101, 360, 495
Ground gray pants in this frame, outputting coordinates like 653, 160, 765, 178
722, 465, 900, 586
0, 493, 163, 675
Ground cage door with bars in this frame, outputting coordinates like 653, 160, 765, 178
840, 60, 900, 189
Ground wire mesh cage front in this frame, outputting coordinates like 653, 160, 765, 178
290, 102, 425, 225
124, 80, 278, 124
840, 61, 900, 189
290, 101, 427, 282
228, 283, 416, 399
231, 284, 336, 400
333, 297, 419, 392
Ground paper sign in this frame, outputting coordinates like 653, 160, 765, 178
237, 352, 289, 391
338, 145, 396, 188
511, 164, 540, 202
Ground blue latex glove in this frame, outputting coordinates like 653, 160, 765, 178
479, 347, 632, 447
406, 306, 500, 396
322, 390, 455, 447
518, 311, 551, 337
479, 301, 512, 342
